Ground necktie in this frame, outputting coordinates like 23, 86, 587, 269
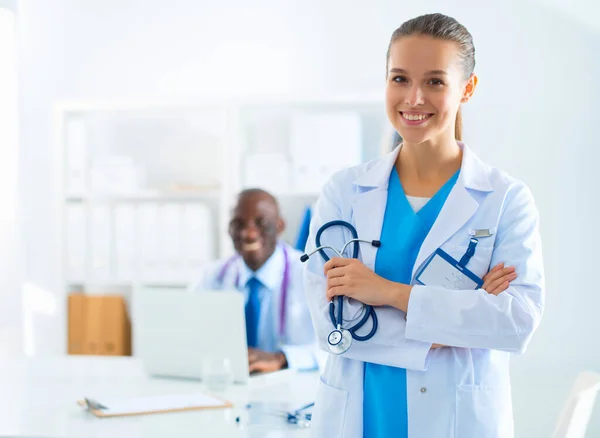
245, 277, 262, 348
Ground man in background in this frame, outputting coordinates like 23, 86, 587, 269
188, 189, 317, 373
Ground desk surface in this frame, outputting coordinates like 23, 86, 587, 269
0, 356, 319, 438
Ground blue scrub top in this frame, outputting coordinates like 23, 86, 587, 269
363, 167, 459, 438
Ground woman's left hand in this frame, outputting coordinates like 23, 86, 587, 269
324, 257, 396, 306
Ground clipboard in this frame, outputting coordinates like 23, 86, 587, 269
77, 392, 233, 418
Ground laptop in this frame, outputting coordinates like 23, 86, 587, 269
132, 287, 251, 383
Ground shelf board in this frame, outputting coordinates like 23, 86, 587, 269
66, 281, 191, 287
250, 191, 319, 198
65, 190, 221, 202
55, 94, 384, 113
65, 190, 318, 202
140, 282, 190, 288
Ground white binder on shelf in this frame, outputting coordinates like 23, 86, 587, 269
65, 117, 87, 197
289, 112, 362, 194
244, 152, 290, 193
137, 203, 161, 283
159, 203, 183, 282
114, 204, 137, 282
88, 204, 112, 282
65, 204, 87, 282
182, 203, 214, 280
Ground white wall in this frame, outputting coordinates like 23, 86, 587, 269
16, 0, 600, 436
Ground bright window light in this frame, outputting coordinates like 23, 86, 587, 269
0, 6, 21, 356
0, 8, 17, 172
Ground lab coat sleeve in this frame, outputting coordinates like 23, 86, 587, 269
281, 261, 320, 371
303, 174, 433, 371
405, 183, 545, 354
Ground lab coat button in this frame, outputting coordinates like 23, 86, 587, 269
420, 387, 427, 393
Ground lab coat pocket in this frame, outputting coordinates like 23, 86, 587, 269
310, 377, 349, 438
455, 384, 513, 438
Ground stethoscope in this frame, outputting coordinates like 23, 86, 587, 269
217, 245, 290, 338
235, 401, 315, 428
300, 220, 381, 355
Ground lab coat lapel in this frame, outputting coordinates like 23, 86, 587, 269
412, 180, 478, 277
352, 188, 388, 270
351, 147, 400, 270
412, 144, 493, 277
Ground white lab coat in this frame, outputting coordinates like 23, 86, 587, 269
303, 143, 545, 438
188, 242, 318, 370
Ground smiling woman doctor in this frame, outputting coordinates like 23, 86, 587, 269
303, 13, 545, 438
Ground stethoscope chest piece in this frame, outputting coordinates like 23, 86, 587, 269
327, 327, 352, 355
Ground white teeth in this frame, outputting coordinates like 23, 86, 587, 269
243, 241, 262, 251
402, 113, 430, 121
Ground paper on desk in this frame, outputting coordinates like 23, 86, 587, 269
85, 392, 230, 416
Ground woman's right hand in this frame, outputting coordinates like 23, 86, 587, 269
482, 262, 517, 295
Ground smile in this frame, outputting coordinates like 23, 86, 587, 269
400, 112, 433, 125
241, 241, 262, 252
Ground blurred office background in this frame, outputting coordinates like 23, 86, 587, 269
1, 0, 600, 435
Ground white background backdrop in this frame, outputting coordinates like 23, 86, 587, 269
10, 0, 600, 436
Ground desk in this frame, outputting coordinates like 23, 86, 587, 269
0, 356, 319, 438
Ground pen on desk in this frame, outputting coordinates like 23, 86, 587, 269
84, 397, 108, 410
293, 402, 315, 414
